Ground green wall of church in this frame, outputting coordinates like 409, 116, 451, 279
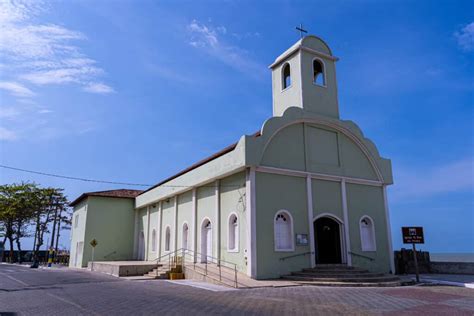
161, 199, 175, 253
312, 179, 343, 220
69, 200, 87, 268
219, 172, 247, 272
261, 122, 378, 181
255, 172, 310, 279
133, 171, 248, 273
176, 191, 193, 252
70, 197, 135, 268
147, 207, 159, 260
346, 183, 391, 273
253, 172, 391, 279
197, 186, 216, 257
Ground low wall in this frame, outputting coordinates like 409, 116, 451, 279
430, 262, 474, 275
87, 262, 158, 277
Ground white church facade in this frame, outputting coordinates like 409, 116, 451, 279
69, 35, 395, 279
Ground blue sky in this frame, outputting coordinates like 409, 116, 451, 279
0, 0, 473, 253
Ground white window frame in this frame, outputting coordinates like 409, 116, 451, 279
182, 222, 189, 250
312, 57, 327, 88
274, 210, 295, 252
359, 215, 376, 252
74, 214, 79, 228
227, 212, 239, 253
164, 226, 171, 252
281, 62, 292, 91
151, 229, 157, 252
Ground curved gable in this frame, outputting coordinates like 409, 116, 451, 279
245, 107, 393, 184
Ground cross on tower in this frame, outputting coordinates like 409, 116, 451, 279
296, 23, 308, 39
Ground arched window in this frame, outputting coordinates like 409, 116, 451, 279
228, 213, 238, 252
282, 63, 291, 89
313, 59, 325, 86
360, 216, 376, 251
165, 226, 171, 252
182, 223, 189, 250
201, 219, 212, 263
151, 229, 157, 252
274, 210, 294, 251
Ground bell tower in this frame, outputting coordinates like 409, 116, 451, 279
269, 35, 340, 118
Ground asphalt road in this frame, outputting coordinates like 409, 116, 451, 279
0, 264, 473, 315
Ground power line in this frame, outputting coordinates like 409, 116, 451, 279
0, 164, 153, 187
0, 164, 245, 189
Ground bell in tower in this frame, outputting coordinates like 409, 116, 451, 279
269, 35, 340, 119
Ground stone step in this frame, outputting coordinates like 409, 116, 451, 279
291, 280, 403, 287
282, 275, 400, 283
291, 272, 385, 278
312, 264, 351, 269
301, 268, 369, 274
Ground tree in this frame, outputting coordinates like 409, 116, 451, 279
31, 187, 69, 265
0, 183, 39, 263
0, 183, 69, 265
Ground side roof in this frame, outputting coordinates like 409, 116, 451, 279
137, 131, 261, 197
70, 189, 143, 207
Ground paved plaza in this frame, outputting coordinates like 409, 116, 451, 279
0, 264, 473, 315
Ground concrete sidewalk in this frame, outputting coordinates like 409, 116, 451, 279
408, 273, 474, 288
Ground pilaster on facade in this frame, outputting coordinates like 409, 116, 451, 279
215, 180, 221, 261
341, 180, 352, 266
246, 167, 257, 278
383, 185, 395, 274
192, 188, 197, 262
173, 196, 178, 253
157, 201, 162, 259
145, 206, 151, 261
133, 208, 139, 259
306, 175, 315, 267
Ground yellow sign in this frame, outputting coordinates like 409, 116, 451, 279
90, 239, 98, 248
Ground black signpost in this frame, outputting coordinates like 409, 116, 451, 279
402, 227, 424, 282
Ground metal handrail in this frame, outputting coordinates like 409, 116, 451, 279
153, 248, 239, 288
349, 251, 375, 261
279, 251, 314, 261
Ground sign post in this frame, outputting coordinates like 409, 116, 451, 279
402, 227, 424, 283
90, 239, 98, 271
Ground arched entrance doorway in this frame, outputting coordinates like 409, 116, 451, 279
314, 217, 342, 264
201, 219, 212, 263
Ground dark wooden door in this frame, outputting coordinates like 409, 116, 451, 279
314, 217, 342, 264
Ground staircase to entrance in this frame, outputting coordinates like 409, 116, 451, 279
282, 264, 403, 287
145, 248, 242, 288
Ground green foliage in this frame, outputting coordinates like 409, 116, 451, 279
0, 183, 70, 262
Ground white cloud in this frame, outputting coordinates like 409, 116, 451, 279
186, 20, 265, 80
0, 0, 113, 94
391, 157, 474, 201
0, 126, 17, 141
455, 22, 474, 52
0, 106, 21, 119
0, 81, 35, 97
21, 67, 103, 85
83, 82, 115, 94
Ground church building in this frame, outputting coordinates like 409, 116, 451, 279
69, 35, 395, 279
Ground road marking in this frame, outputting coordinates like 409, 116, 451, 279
0, 272, 29, 286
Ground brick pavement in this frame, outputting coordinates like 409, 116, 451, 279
0, 264, 473, 315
